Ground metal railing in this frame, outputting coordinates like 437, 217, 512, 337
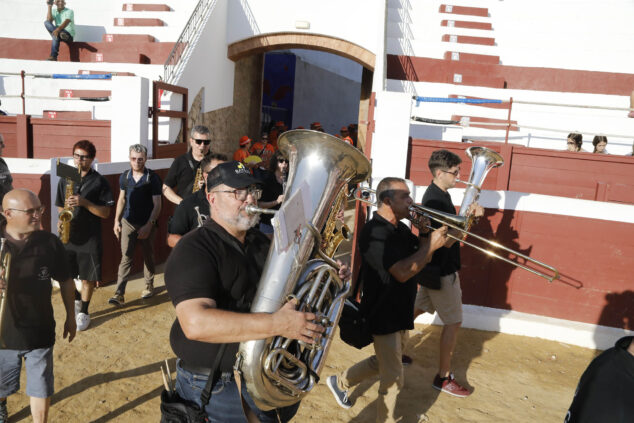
163, 0, 217, 85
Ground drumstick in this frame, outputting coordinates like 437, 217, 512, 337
165, 359, 174, 392
160, 365, 171, 392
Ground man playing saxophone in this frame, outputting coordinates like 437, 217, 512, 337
166, 153, 226, 247
0, 189, 76, 423
164, 161, 350, 422
163, 125, 212, 205
55, 140, 114, 331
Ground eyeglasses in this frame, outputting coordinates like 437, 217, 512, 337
193, 138, 211, 146
441, 169, 460, 177
214, 186, 262, 201
130, 157, 145, 162
7, 206, 46, 216
73, 153, 92, 160
278, 159, 289, 164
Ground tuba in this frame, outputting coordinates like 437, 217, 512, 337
236, 130, 371, 410
0, 238, 12, 348
457, 146, 503, 230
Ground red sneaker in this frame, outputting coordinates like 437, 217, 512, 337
432, 373, 471, 398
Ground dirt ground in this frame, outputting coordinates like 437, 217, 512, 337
4, 264, 599, 423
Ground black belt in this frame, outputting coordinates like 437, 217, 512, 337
180, 360, 232, 380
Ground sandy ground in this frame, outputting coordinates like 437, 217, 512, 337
4, 264, 599, 423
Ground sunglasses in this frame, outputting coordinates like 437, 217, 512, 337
193, 138, 211, 146
278, 159, 289, 164
73, 153, 92, 160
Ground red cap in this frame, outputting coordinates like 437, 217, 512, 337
312, 121, 322, 128
275, 121, 285, 127
340, 126, 348, 132
239, 135, 251, 146
295, 126, 305, 129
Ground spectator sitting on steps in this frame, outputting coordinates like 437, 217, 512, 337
44, 0, 75, 61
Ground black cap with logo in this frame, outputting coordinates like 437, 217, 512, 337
206, 161, 260, 190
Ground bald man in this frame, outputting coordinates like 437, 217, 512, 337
0, 189, 76, 423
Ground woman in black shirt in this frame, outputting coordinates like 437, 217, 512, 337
257, 151, 288, 237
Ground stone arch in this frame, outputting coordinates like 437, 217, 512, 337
227, 32, 375, 71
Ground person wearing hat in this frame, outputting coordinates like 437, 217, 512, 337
268, 121, 286, 149
164, 161, 351, 422
339, 127, 354, 145
233, 135, 251, 164
249, 132, 276, 167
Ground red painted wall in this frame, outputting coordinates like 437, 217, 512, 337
406, 140, 634, 329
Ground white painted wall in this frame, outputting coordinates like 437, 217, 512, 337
291, 53, 362, 134
111, 76, 150, 161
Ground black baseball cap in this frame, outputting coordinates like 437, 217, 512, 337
206, 161, 260, 190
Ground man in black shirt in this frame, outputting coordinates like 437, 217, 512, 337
0, 134, 14, 205
0, 189, 76, 423
166, 153, 226, 247
163, 125, 212, 205
564, 336, 634, 422
414, 149, 483, 398
327, 177, 447, 421
55, 140, 114, 331
164, 161, 346, 422
109, 144, 162, 306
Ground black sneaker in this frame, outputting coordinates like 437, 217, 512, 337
327, 375, 351, 409
0, 398, 8, 423
401, 354, 413, 366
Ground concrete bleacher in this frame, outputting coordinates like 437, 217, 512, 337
385, 0, 634, 154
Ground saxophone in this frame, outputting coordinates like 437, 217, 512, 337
236, 130, 371, 410
0, 238, 12, 348
192, 167, 203, 193
58, 179, 75, 244
322, 186, 351, 258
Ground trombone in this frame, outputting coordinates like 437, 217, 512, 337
354, 188, 560, 283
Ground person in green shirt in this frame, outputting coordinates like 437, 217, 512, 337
44, 0, 75, 61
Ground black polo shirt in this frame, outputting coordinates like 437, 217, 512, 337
0, 228, 71, 350
55, 168, 114, 245
164, 218, 270, 371
119, 168, 162, 225
565, 336, 634, 422
359, 212, 420, 335
419, 181, 461, 289
167, 190, 209, 236
164, 151, 203, 200
259, 172, 283, 226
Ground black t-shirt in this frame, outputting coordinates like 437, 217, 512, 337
259, 172, 284, 226
55, 168, 114, 245
119, 168, 162, 225
164, 218, 270, 371
359, 212, 420, 335
164, 151, 202, 200
565, 336, 634, 423
419, 181, 461, 289
0, 158, 13, 204
167, 190, 209, 235
0, 229, 71, 350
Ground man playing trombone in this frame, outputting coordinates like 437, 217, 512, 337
414, 149, 484, 398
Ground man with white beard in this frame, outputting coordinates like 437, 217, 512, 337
163, 161, 349, 422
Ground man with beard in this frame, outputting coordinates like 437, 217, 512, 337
164, 161, 350, 422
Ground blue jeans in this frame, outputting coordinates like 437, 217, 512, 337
175, 360, 300, 423
43, 20, 73, 58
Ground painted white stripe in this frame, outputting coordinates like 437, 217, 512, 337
415, 304, 633, 351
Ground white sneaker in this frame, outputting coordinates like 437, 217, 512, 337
76, 312, 90, 331
74, 300, 82, 316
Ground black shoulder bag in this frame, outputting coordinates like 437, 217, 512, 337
338, 269, 387, 350
159, 344, 227, 423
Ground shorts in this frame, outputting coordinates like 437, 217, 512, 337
0, 347, 54, 398
65, 237, 102, 281
414, 272, 463, 325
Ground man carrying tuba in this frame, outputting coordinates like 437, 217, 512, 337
55, 140, 114, 331
164, 161, 350, 422
414, 149, 484, 398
